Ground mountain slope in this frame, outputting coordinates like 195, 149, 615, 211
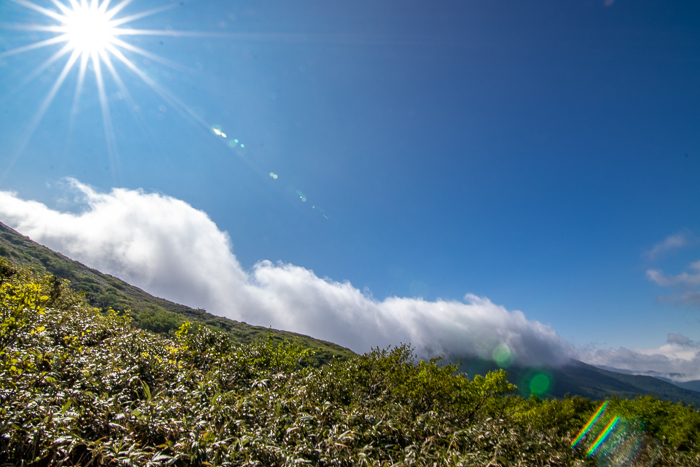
593, 365, 700, 394
549, 359, 700, 405
657, 378, 700, 393
0, 221, 354, 363
3, 221, 699, 404
460, 357, 700, 406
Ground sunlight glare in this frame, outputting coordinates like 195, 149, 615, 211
61, 1, 117, 55
0, 0, 185, 182
3, 0, 316, 214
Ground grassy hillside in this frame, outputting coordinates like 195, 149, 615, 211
2, 261, 699, 466
0, 222, 353, 364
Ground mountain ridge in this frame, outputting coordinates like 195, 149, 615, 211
2, 220, 699, 405
457, 356, 700, 405
0, 221, 354, 364
594, 364, 700, 394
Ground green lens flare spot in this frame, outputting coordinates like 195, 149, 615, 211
529, 373, 551, 395
492, 343, 514, 367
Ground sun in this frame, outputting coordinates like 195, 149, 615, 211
2, 0, 327, 219
1, 0, 242, 164
6, 0, 153, 60
59, 1, 118, 55
0, 0, 202, 180
2, 1, 259, 202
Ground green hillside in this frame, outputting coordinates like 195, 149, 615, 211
666, 379, 700, 393
550, 360, 700, 405
3, 220, 699, 407
0, 222, 353, 364
2, 261, 699, 465
459, 357, 700, 406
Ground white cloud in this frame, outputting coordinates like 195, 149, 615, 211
4, 180, 700, 381
644, 231, 695, 260
582, 334, 700, 382
0, 180, 247, 310
0, 179, 572, 367
647, 260, 700, 306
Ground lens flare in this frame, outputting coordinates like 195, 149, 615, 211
571, 401, 653, 465
2, 0, 336, 221
596, 419, 645, 467
528, 373, 550, 395
571, 400, 608, 448
492, 343, 514, 367
587, 416, 619, 456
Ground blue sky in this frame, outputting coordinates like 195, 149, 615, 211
1, 0, 699, 375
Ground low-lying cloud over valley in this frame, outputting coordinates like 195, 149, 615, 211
582, 334, 700, 383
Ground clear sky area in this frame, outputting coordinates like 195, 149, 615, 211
1, 0, 699, 379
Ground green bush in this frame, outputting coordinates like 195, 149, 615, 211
1, 259, 699, 466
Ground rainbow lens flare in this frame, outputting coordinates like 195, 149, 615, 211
570, 401, 652, 465
571, 400, 608, 448
586, 416, 620, 456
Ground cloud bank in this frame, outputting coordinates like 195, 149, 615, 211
582, 334, 700, 382
0, 179, 571, 367
2, 180, 698, 380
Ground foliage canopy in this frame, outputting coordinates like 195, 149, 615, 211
1, 259, 699, 466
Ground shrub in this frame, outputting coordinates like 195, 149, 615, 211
1, 260, 698, 466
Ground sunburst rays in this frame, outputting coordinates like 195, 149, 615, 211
1, 0, 335, 222
0, 0, 200, 181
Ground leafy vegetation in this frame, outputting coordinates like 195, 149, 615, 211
2, 260, 700, 466
0, 222, 354, 365
5, 221, 700, 405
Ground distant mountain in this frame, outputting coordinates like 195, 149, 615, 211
549, 359, 700, 405
0, 222, 354, 364
656, 378, 700, 393
594, 364, 700, 394
459, 357, 700, 406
